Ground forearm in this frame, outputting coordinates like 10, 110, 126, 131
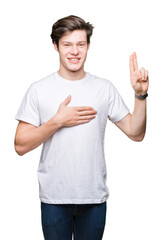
130, 97, 147, 140
15, 116, 62, 156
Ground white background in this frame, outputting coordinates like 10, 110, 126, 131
0, 0, 163, 239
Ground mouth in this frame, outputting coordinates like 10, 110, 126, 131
67, 58, 81, 64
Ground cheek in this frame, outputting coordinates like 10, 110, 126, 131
82, 49, 88, 58
59, 48, 69, 57
59, 52, 69, 62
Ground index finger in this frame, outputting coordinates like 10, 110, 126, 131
129, 54, 135, 73
133, 52, 138, 71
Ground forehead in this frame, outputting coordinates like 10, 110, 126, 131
60, 30, 87, 43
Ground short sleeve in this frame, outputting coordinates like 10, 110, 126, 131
15, 84, 41, 127
108, 83, 130, 123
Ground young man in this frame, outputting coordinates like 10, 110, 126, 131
14, 15, 149, 240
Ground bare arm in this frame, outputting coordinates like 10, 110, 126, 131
114, 52, 149, 141
14, 117, 61, 156
115, 97, 146, 141
14, 95, 97, 156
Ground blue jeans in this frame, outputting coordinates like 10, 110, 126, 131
41, 201, 107, 240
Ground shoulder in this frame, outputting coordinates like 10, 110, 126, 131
88, 73, 121, 99
88, 72, 114, 88
30, 72, 56, 90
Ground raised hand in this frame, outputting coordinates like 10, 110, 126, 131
129, 52, 149, 96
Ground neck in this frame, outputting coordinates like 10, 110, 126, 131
58, 67, 86, 80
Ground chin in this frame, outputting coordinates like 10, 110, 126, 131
69, 68, 81, 72
67, 65, 84, 72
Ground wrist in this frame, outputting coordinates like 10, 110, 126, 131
53, 114, 63, 128
135, 90, 148, 96
135, 92, 148, 100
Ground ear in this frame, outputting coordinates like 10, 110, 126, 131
54, 42, 59, 52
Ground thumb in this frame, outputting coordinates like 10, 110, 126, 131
63, 95, 71, 105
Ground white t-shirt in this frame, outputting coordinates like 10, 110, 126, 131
15, 72, 130, 204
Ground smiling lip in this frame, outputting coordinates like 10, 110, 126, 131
68, 58, 81, 64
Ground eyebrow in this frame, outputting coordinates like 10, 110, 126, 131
62, 41, 87, 44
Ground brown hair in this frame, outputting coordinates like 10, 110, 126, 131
50, 15, 94, 48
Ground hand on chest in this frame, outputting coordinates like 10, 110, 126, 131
39, 87, 108, 125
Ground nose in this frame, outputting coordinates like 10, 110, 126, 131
70, 44, 79, 55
